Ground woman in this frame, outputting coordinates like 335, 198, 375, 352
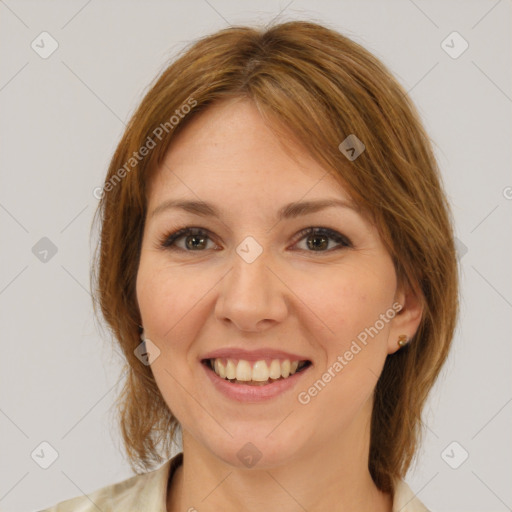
40, 20, 458, 512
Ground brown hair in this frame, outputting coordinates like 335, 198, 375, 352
91, 20, 458, 494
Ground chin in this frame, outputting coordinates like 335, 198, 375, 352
197, 427, 306, 470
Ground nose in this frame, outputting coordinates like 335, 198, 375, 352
214, 243, 288, 332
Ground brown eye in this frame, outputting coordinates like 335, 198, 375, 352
158, 226, 352, 254
293, 227, 352, 253
160, 227, 215, 251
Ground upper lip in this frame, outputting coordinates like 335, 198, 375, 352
201, 348, 311, 362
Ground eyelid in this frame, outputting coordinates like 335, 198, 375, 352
157, 226, 217, 250
157, 225, 352, 253
292, 227, 352, 249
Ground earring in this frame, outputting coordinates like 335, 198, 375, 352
397, 334, 408, 348
139, 325, 145, 341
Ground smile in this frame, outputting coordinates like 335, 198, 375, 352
203, 357, 311, 386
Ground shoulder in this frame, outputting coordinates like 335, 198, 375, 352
392, 478, 431, 512
37, 457, 177, 512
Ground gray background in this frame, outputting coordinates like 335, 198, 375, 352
0, 1, 511, 511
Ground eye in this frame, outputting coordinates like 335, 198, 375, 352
158, 227, 217, 251
157, 226, 352, 253
292, 227, 352, 252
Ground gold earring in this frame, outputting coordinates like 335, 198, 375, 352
397, 334, 408, 348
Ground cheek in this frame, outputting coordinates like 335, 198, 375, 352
295, 265, 396, 430
135, 259, 202, 419
136, 253, 196, 334
136, 255, 213, 377
305, 259, 396, 342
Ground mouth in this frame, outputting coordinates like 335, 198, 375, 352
201, 357, 312, 386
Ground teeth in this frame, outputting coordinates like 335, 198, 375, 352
209, 358, 308, 383
225, 359, 236, 379
281, 359, 290, 378
235, 360, 252, 381
252, 360, 270, 381
269, 359, 281, 379
214, 359, 226, 378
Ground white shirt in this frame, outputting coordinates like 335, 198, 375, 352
37, 453, 430, 511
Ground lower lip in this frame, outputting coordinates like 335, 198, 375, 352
201, 362, 311, 402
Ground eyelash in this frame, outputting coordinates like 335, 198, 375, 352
157, 226, 352, 255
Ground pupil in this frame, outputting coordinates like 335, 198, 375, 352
307, 235, 327, 250
186, 233, 329, 251
187, 235, 206, 249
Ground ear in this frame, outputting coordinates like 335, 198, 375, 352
387, 282, 424, 355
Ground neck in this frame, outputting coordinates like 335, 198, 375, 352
167, 401, 392, 512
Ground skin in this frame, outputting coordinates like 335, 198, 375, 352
135, 97, 423, 512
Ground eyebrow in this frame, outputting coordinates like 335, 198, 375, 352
150, 198, 359, 220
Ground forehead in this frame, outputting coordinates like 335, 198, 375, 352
147, 98, 352, 206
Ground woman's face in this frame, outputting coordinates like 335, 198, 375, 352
136, 97, 418, 468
